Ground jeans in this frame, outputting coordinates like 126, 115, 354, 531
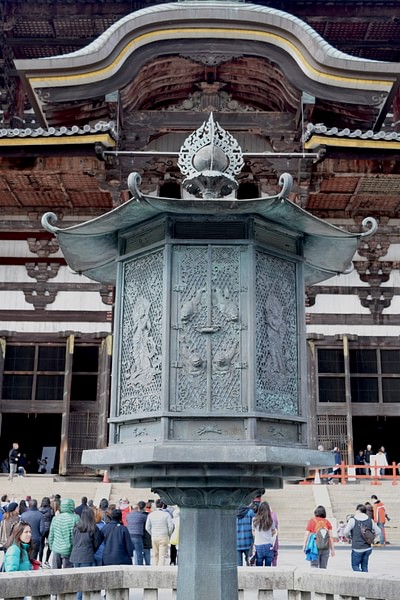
351, 549, 372, 572
255, 544, 273, 567
131, 535, 144, 565
8, 463, 17, 481
237, 548, 250, 566
52, 552, 73, 569
377, 522, 385, 544
73, 562, 95, 600
143, 548, 151, 565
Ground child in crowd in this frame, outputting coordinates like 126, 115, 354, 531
337, 520, 347, 543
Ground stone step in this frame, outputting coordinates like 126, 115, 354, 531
3, 476, 398, 546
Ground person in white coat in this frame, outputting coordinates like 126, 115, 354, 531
145, 499, 174, 566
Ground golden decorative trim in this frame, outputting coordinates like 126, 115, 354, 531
305, 136, 400, 150
0, 134, 116, 147
28, 27, 393, 91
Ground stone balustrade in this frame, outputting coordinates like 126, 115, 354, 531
0, 565, 396, 600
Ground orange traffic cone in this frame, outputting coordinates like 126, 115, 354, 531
102, 470, 110, 483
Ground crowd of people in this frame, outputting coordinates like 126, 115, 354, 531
0, 494, 180, 573
0, 485, 392, 576
236, 495, 279, 567
303, 494, 390, 573
355, 445, 389, 476
235, 490, 391, 574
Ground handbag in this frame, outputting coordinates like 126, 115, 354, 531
30, 559, 41, 570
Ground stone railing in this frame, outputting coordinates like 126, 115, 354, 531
0, 565, 396, 600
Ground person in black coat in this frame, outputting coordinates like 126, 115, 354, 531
70, 509, 102, 600
21, 499, 45, 559
38, 496, 54, 565
101, 509, 134, 565
75, 497, 89, 517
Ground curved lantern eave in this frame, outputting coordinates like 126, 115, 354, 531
42, 185, 376, 286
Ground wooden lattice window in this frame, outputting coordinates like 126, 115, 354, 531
67, 413, 99, 473
317, 415, 348, 464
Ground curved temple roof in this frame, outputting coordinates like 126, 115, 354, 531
16, 2, 400, 126
42, 173, 377, 286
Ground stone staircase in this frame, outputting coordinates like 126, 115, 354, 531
264, 484, 315, 545
0, 474, 155, 509
265, 481, 400, 545
327, 481, 400, 545
1, 475, 398, 546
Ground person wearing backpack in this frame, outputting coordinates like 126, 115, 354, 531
344, 504, 380, 572
303, 505, 335, 569
371, 495, 389, 545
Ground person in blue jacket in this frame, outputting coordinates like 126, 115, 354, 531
4, 522, 33, 571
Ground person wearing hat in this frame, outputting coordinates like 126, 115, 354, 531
3, 502, 19, 542
118, 498, 131, 526
101, 509, 134, 565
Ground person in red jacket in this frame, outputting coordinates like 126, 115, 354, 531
371, 495, 389, 545
118, 497, 131, 526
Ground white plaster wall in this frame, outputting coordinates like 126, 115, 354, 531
307, 325, 400, 337
314, 270, 368, 287
0, 264, 95, 284
50, 266, 95, 284
0, 291, 35, 310
47, 290, 108, 311
0, 239, 63, 258
382, 269, 400, 287
307, 294, 370, 314
0, 265, 34, 282
378, 243, 400, 261
382, 295, 400, 314
0, 321, 112, 334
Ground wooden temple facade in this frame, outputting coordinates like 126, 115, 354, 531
1, 0, 400, 472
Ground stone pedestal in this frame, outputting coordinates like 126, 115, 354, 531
83, 444, 333, 600
178, 505, 237, 600
155, 486, 256, 600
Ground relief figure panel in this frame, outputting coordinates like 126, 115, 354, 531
256, 251, 298, 415
119, 250, 163, 415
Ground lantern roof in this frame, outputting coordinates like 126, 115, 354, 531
42, 169, 376, 286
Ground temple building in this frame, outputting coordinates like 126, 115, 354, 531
1, 0, 400, 473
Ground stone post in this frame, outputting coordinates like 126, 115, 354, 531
156, 487, 256, 600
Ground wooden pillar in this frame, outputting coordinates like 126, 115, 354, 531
97, 335, 112, 448
343, 335, 354, 466
59, 335, 74, 476
307, 340, 318, 447
0, 337, 5, 439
